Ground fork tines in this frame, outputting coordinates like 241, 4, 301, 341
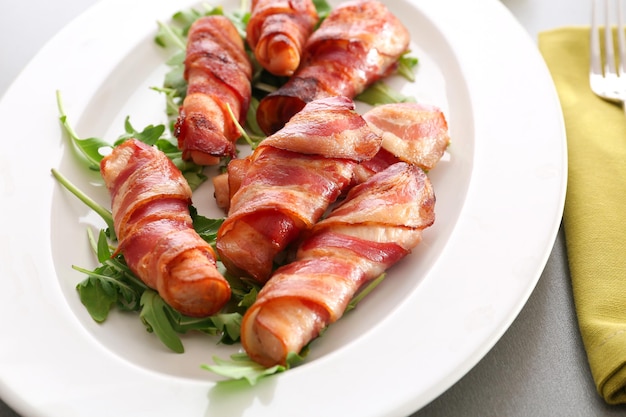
591, 0, 626, 103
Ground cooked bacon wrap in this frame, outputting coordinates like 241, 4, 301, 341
241, 162, 435, 366
100, 139, 231, 317
256, 0, 410, 135
246, 0, 318, 76
216, 96, 382, 283
174, 15, 252, 165
213, 101, 450, 211
355, 102, 451, 181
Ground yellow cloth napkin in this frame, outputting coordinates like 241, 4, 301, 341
539, 27, 626, 404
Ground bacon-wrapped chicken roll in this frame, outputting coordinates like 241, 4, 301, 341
216, 96, 382, 284
213, 101, 450, 210
241, 162, 435, 366
175, 15, 252, 165
256, 0, 410, 135
246, 0, 318, 76
100, 139, 231, 317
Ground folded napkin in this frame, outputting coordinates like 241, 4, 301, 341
539, 27, 626, 404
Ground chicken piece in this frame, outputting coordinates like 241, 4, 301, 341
175, 15, 252, 165
241, 162, 435, 366
100, 139, 231, 317
216, 96, 382, 283
256, 0, 410, 135
247, 0, 318, 76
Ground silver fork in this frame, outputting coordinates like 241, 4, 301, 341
590, 0, 626, 108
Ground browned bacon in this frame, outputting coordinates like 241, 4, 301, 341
213, 101, 450, 211
355, 102, 451, 182
216, 96, 382, 284
241, 162, 435, 366
363, 102, 450, 171
247, 0, 318, 76
100, 139, 231, 317
256, 0, 410, 135
174, 15, 252, 165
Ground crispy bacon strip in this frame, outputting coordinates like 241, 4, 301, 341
241, 162, 435, 366
216, 96, 382, 283
256, 0, 410, 135
214, 101, 450, 211
246, 0, 318, 76
355, 102, 451, 181
174, 15, 252, 165
363, 102, 450, 171
100, 139, 231, 317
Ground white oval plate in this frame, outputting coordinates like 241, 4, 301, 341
0, 0, 566, 416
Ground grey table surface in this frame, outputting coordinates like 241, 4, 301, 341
2, 0, 625, 416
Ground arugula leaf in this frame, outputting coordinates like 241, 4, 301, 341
137, 287, 247, 351
155, 5, 225, 50
74, 228, 146, 317
245, 97, 265, 139
312, 0, 332, 21
140, 290, 186, 353
57, 90, 168, 156
345, 273, 386, 313
56, 91, 113, 171
164, 310, 221, 335
236, 286, 258, 310
57, 90, 207, 190
155, 137, 208, 190
73, 258, 143, 320
202, 351, 306, 385
397, 53, 419, 82
76, 277, 118, 323
114, 116, 166, 146
208, 312, 242, 344
203, 353, 286, 385
356, 81, 416, 106
50, 168, 116, 240
226, 8, 250, 38
155, 21, 187, 50
174, 5, 225, 34
94, 227, 113, 263
146, 298, 245, 346
223, 271, 260, 308
225, 102, 265, 150
189, 205, 224, 243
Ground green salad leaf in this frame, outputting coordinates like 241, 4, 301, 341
203, 353, 286, 386
189, 205, 224, 244
56, 91, 113, 171
312, 0, 332, 21
141, 290, 186, 353
397, 53, 419, 82
201, 351, 305, 385
202, 351, 306, 385
75, 277, 118, 323
345, 273, 386, 313
50, 169, 116, 240
356, 81, 416, 106
56, 90, 206, 190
